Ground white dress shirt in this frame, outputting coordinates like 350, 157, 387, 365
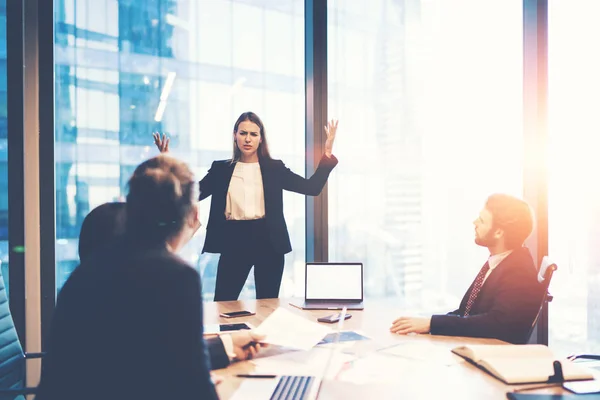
483, 250, 513, 284
225, 162, 265, 220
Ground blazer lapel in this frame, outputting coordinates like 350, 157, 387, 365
258, 159, 272, 215
223, 161, 236, 188
215, 162, 236, 208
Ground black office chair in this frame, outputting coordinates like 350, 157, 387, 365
0, 268, 43, 400
525, 257, 557, 344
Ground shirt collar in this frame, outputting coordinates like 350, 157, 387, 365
488, 249, 513, 270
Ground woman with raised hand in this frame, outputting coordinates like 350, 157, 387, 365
37, 155, 218, 400
154, 111, 339, 301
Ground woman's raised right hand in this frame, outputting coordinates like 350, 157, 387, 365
152, 132, 170, 153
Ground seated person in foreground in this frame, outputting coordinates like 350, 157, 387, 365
390, 193, 544, 344
77, 201, 126, 263
75, 201, 263, 371
36, 155, 252, 400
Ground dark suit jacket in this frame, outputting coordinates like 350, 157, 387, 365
199, 154, 338, 254
430, 247, 543, 344
36, 242, 218, 400
206, 336, 230, 370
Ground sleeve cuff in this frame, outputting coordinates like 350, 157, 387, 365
220, 334, 237, 360
320, 153, 338, 167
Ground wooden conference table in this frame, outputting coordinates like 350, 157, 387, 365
205, 299, 567, 399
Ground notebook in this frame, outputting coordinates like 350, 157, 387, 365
452, 344, 594, 385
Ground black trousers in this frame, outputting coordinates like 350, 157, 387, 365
213, 219, 285, 301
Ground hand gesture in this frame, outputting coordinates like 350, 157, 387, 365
153, 132, 170, 153
390, 316, 431, 335
324, 119, 338, 157
230, 330, 266, 361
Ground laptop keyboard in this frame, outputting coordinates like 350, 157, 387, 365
270, 375, 315, 400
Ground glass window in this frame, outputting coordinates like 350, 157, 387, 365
0, 0, 8, 292
327, 0, 523, 311
548, 0, 600, 355
54, 0, 305, 300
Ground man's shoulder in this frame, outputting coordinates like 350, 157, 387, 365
133, 249, 198, 279
510, 247, 535, 266
501, 247, 537, 277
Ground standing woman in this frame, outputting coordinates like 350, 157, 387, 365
154, 111, 338, 301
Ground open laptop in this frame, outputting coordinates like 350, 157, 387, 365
290, 262, 364, 310
230, 307, 348, 400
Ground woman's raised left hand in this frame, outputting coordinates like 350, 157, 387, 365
324, 119, 338, 158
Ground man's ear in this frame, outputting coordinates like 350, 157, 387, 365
493, 228, 504, 240
189, 202, 201, 230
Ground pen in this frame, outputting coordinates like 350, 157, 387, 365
236, 374, 277, 379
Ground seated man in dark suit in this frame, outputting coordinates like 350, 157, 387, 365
390, 193, 543, 344
76, 201, 263, 372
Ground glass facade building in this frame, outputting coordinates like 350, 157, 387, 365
54, 0, 306, 300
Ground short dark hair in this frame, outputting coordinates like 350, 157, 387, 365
232, 111, 273, 162
78, 202, 126, 262
126, 155, 196, 245
485, 193, 534, 250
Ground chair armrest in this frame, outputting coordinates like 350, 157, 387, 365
25, 352, 46, 359
0, 387, 37, 396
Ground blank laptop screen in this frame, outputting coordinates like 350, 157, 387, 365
305, 263, 362, 301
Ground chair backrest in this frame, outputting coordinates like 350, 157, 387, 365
527, 256, 557, 343
0, 265, 26, 396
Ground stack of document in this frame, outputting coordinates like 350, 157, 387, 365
253, 307, 332, 350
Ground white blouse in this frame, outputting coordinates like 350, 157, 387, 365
225, 162, 266, 220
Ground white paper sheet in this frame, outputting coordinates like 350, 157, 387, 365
253, 307, 331, 350
380, 342, 465, 366
229, 379, 280, 400
335, 352, 416, 384
251, 347, 356, 380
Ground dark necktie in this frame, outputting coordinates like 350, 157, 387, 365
463, 261, 490, 317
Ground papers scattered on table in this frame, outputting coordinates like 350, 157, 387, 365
230, 379, 280, 400
318, 330, 371, 345
335, 352, 413, 384
251, 347, 356, 380
253, 307, 331, 350
379, 342, 465, 366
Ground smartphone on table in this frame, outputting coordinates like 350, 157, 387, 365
204, 322, 253, 335
219, 310, 256, 318
317, 313, 352, 324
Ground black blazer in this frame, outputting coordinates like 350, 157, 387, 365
430, 247, 543, 344
206, 336, 230, 370
36, 243, 218, 400
200, 154, 338, 254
